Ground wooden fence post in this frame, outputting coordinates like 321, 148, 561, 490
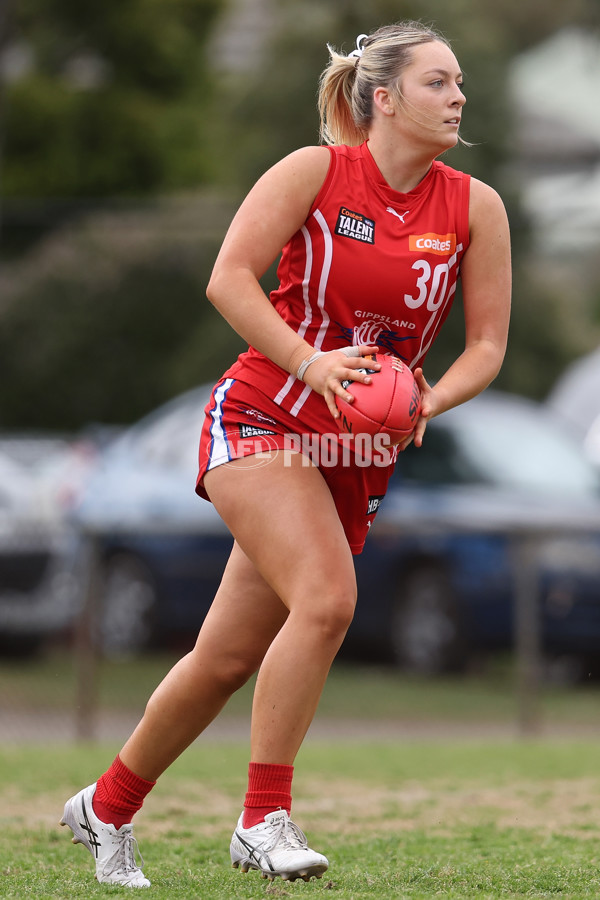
74, 531, 101, 741
512, 533, 543, 737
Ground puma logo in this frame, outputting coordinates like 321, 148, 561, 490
386, 206, 410, 224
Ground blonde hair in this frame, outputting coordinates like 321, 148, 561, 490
318, 22, 450, 146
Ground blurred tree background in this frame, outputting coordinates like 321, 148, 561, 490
0, 0, 599, 429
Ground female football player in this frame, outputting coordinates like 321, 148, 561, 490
61, 21, 510, 887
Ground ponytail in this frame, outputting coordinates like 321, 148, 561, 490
318, 49, 367, 146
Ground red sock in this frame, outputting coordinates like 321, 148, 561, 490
242, 762, 294, 828
93, 755, 156, 829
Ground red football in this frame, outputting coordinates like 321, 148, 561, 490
335, 354, 421, 445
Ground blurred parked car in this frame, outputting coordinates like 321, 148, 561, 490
547, 349, 600, 470
0, 441, 82, 654
72, 386, 600, 674
71, 389, 231, 656
351, 393, 600, 674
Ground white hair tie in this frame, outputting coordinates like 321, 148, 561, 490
348, 33, 368, 59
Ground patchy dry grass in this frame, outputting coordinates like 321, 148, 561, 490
3, 740, 600, 898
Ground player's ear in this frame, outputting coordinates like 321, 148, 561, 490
373, 87, 395, 117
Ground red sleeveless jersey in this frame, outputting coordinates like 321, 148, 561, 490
224, 141, 470, 435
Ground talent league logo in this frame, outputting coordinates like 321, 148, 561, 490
237, 423, 277, 439
335, 206, 375, 244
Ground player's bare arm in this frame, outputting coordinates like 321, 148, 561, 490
207, 146, 380, 408
422, 178, 511, 412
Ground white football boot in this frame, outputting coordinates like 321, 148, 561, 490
60, 783, 150, 887
230, 809, 329, 881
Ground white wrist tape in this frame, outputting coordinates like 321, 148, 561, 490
296, 345, 361, 382
297, 351, 327, 382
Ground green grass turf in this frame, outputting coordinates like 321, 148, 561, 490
2, 740, 600, 898
3, 650, 600, 728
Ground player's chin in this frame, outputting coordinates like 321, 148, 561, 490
437, 130, 459, 151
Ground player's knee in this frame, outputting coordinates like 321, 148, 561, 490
306, 583, 357, 642
215, 655, 259, 693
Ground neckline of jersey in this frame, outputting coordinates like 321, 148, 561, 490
360, 141, 438, 206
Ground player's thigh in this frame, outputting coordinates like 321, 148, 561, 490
193, 540, 289, 672
203, 451, 357, 615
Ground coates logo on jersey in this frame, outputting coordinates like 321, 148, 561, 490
409, 233, 456, 256
335, 207, 375, 244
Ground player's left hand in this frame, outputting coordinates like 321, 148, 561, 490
301, 344, 381, 420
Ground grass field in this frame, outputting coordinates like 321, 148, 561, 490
3, 655, 600, 898
3, 650, 600, 730
2, 739, 600, 899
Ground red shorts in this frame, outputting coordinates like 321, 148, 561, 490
196, 377, 396, 555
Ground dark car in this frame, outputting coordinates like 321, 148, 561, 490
72, 386, 600, 672
352, 393, 600, 673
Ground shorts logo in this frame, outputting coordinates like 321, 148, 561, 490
237, 423, 277, 439
409, 233, 456, 255
366, 494, 385, 515
335, 207, 375, 244
244, 408, 277, 426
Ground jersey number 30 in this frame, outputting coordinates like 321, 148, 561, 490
404, 259, 455, 312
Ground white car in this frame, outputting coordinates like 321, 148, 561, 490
0, 440, 84, 654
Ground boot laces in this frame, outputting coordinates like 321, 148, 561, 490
105, 827, 145, 877
263, 817, 308, 853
